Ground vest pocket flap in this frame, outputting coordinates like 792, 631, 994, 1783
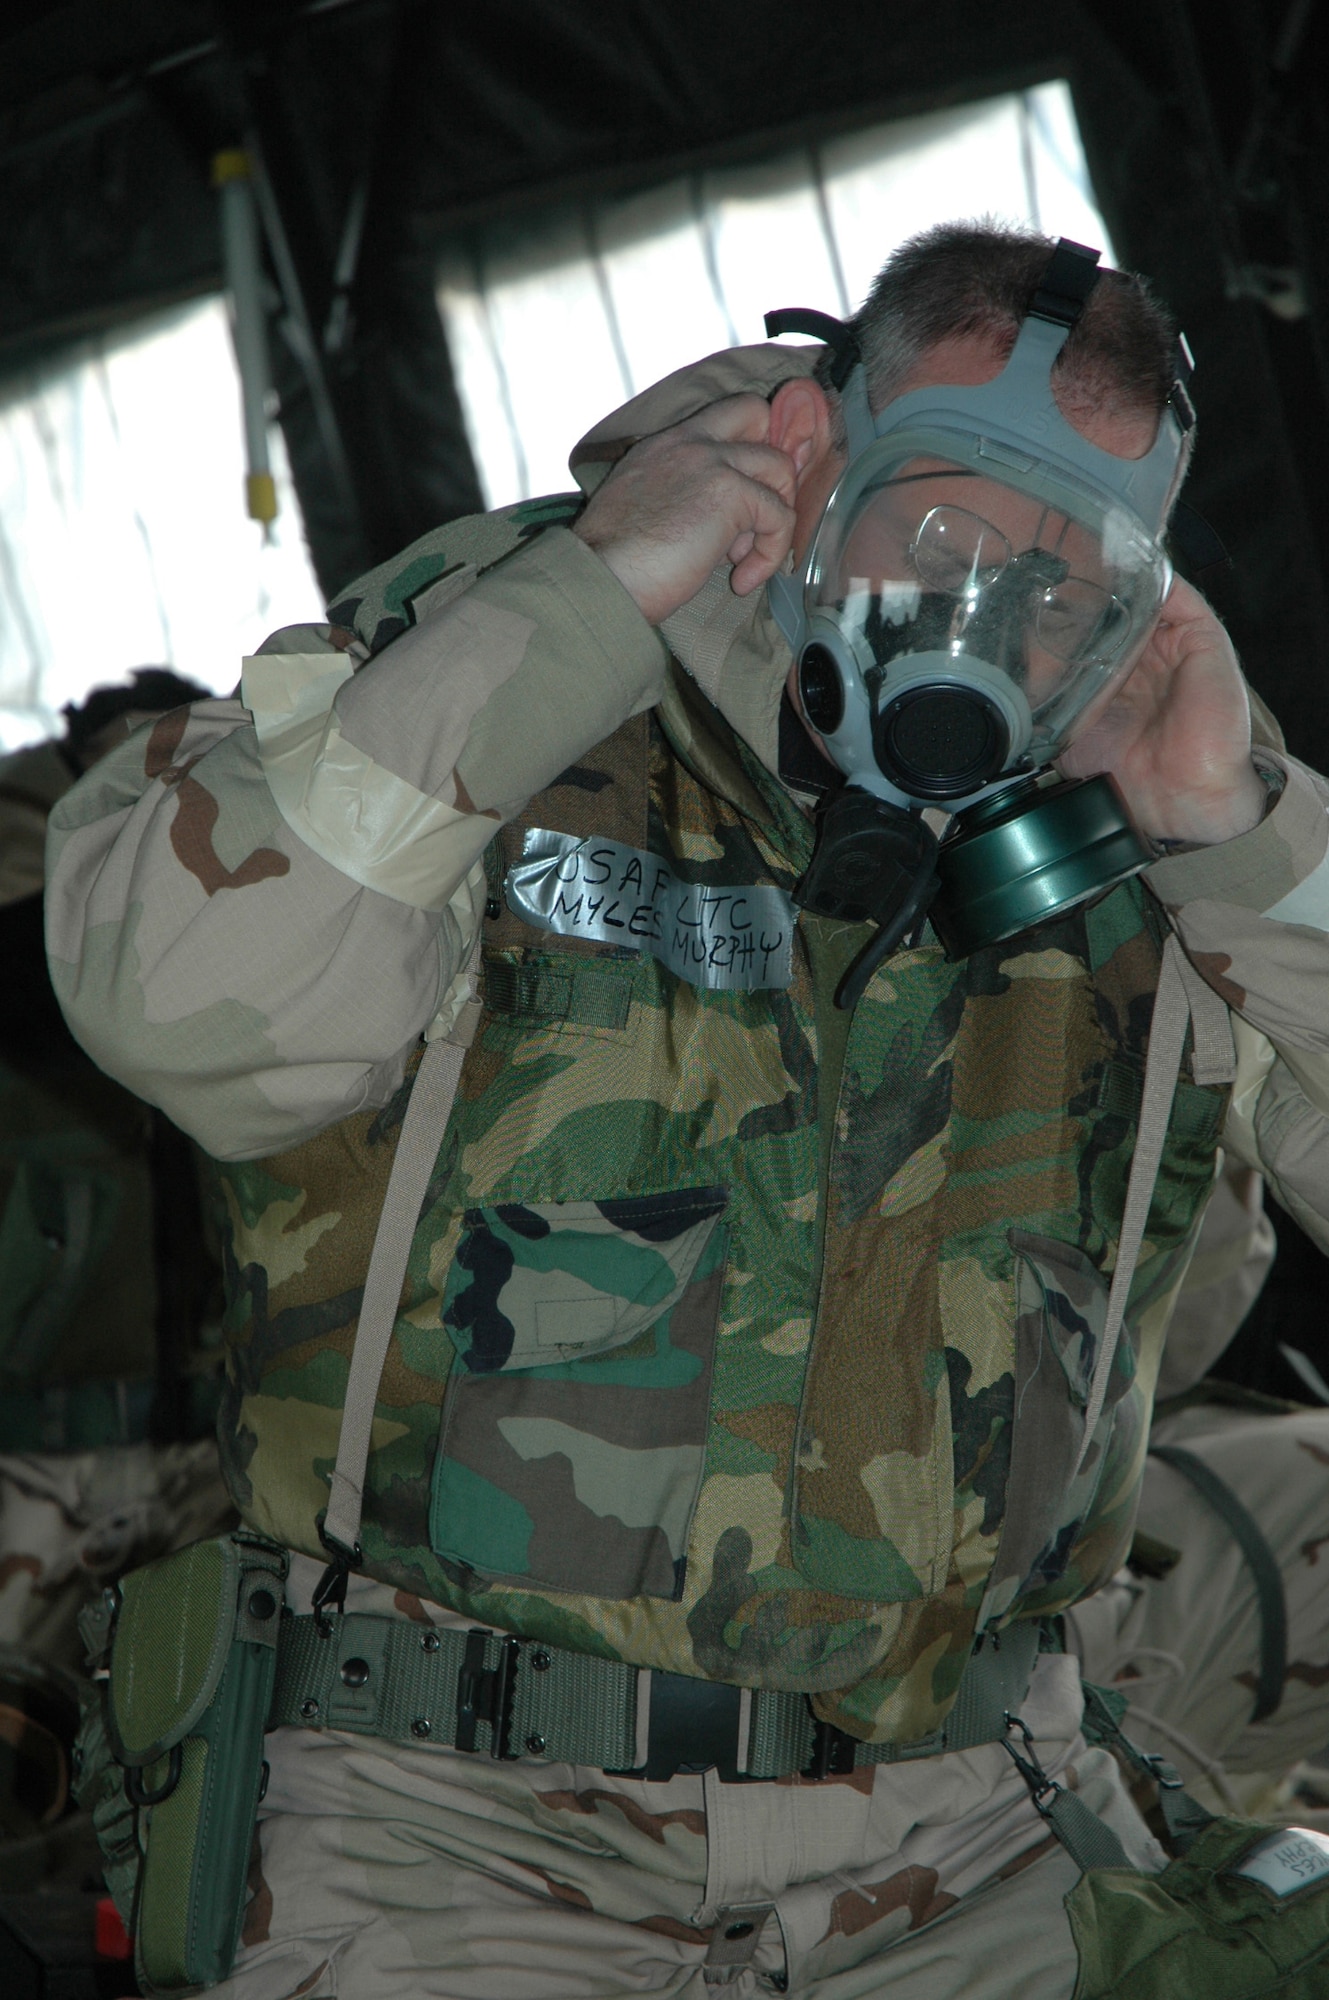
483, 953, 636, 1030
107, 1538, 237, 1766
443, 1188, 728, 1373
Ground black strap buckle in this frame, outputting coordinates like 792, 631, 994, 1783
311, 1558, 349, 1638
1168, 332, 1197, 434
763, 307, 862, 390
607, 1671, 748, 1782
804, 1712, 859, 1780
455, 1630, 521, 1758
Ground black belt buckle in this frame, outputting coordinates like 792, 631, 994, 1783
455, 1630, 520, 1758
609, 1671, 745, 1782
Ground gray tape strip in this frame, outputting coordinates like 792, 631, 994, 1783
505, 828, 795, 992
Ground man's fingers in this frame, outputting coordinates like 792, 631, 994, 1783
720, 440, 799, 506
686, 393, 776, 445
1154, 573, 1225, 643
1159, 574, 1212, 620
574, 394, 801, 621
728, 474, 796, 593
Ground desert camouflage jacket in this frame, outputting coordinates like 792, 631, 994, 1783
43, 345, 1329, 1738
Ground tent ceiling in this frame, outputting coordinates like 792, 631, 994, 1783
1, 0, 1326, 767
5, 2, 1317, 350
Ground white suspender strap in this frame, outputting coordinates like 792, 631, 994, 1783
322, 948, 482, 1560
1072, 933, 1237, 1475
1170, 935, 1238, 1088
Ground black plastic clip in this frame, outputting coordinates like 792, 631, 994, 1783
311, 1561, 349, 1638
606, 1672, 751, 1782
455, 1631, 521, 1758
312, 1516, 362, 1637
1029, 239, 1102, 329
1168, 332, 1197, 434
763, 308, 862, 390
1002, 1712, 1063, 1819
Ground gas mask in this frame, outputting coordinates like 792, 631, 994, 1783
765, 239, 1196, 1007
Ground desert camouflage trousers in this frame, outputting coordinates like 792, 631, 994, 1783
214, 1562, 1154, 2000
1066, 1401, 1329, 1815
210, 1403, 1329, 1999
0, 1440, 235, 1675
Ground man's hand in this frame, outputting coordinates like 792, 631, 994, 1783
1056, 576, 1267, 845
573, 394, 799, 626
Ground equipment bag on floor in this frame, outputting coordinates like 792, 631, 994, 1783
1068, 1816, 1329, 1998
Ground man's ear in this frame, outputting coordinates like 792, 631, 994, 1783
769, 377, 833, 482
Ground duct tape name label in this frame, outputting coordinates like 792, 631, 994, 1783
504, 828, 794, 992
1231, 1828, 1329, 1898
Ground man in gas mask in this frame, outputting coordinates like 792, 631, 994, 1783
43, 225, 1329, 1996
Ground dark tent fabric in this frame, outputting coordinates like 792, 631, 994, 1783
2, 0, 1328, 1386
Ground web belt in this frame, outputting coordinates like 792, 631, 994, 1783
0, 1377, 156, 1451
268, 1612, 1044, 1781
0, 1371, 222, 1452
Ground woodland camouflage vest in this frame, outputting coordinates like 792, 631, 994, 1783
211, 651, 1228, 1743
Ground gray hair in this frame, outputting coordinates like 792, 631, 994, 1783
816, 220, 1183, 450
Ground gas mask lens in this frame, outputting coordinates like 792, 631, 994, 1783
805, 460, 1167, 792
910, 504, 1130, 668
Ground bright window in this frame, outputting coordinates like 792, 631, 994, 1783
439, 82, 1113, 509
0, 298, 322, 749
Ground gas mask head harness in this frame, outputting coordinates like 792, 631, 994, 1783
765, 238, 1196, 1007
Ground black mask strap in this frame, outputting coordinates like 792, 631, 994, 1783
764, 308, 862, 391
1029, 239, 1102, 327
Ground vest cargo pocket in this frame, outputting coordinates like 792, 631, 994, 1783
430, 1188, 727, 1600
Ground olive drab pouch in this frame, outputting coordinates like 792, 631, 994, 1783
1067, 1818, 1329, 1998
97, 1531, 287, 1993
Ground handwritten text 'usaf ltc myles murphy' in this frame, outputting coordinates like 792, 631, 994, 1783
504, 829, 795, 992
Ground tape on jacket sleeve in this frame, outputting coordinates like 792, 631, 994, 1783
242, 651, 499, 913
